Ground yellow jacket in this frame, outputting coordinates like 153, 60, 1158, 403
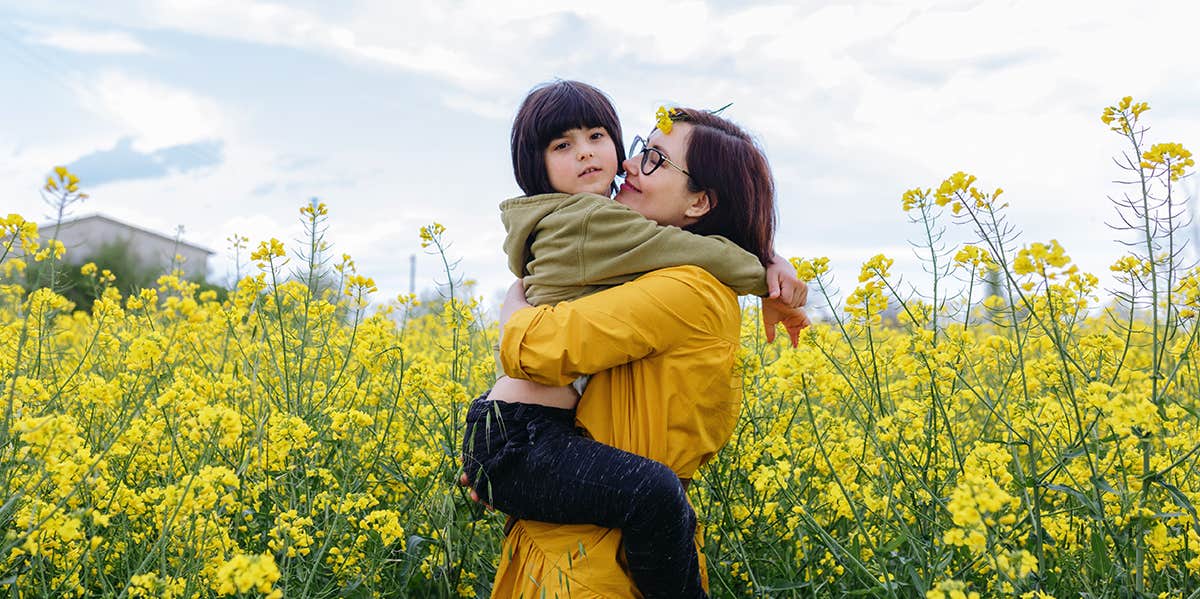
493, 265, 743, 598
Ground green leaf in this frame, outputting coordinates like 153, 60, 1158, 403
1154, 479, 1200, 530
876, 532, 907, 554
1044, 483, 1101, 517
406, 534, 429, 561
845, 585, 883, 595
1092, 476, 1118, 495
1090, 529, 1112, 579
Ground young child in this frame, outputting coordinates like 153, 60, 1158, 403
460, 80, 802, 598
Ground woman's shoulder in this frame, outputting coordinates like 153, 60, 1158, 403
637, 264, 731, 285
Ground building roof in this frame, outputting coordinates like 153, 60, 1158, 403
38, 213, 216, 255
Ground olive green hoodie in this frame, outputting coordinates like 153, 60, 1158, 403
501, 192, 768, 306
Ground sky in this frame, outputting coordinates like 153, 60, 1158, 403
3, 0, 1200, 314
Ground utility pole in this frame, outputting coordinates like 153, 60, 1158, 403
409, 254, 416, 296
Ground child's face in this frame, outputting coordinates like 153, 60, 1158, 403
543, 126, 619, 196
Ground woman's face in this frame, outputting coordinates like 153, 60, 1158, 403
615, 122, 709, 227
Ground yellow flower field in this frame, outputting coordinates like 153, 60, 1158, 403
2, 97, 1198, 597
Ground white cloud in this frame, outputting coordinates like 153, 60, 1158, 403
35, 29, 149, 54
441, 93, 514, 121
75, 71, 229, 149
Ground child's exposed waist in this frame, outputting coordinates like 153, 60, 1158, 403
489, 375, 580, 410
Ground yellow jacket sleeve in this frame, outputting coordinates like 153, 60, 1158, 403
500, 266, 731, 386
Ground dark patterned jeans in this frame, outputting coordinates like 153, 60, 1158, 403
461, 392, 707, 599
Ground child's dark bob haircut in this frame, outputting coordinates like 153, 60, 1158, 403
511, 80, 626, 196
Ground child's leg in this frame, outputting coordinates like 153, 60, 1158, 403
461, 391, 521, 502
526, 436, 706, 599
462, 396, 706, 598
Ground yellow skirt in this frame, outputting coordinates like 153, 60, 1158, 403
489, 520, 708, 598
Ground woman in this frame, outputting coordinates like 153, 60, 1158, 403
487, 108, 808, 597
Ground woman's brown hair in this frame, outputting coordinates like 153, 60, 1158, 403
674, 108, 776, 265
511, 80, 626, 196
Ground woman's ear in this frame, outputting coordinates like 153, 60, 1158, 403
684, 191, 715, 219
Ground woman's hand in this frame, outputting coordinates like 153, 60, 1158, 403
500, 278, 531, 328
766, 252, 808, 309
762, 296, 811, 348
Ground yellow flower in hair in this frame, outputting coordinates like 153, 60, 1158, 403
655, 106, 674, 135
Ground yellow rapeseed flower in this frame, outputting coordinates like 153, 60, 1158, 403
213, 553, 282, 597
1140, 142, 1195, 181
419, 223, 446, 248
790, 256, 830, 280
250, 238, 286, 263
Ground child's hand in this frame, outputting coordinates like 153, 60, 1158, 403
761, 296, 811, 348
458, 473, 494, 512
766, 252, 808, 309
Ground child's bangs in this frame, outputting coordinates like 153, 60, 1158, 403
533, 86, 616, 147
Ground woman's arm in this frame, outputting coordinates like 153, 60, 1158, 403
500, 266, 733, 386
761, 295, 811, 347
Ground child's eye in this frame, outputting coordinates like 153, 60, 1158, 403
552, 141, 569, 151
590, 131, 606, 140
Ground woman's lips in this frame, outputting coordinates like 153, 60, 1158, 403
620, 181, 640, 193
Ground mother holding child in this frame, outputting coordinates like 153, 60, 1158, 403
460, 79, 810, 598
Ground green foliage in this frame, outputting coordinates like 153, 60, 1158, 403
23, 238, 226, 312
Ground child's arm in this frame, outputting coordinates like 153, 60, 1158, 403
765, 253, 808, 308
592, 205, 812, 343
583, 202, 812, 314
576, 201, 769, 296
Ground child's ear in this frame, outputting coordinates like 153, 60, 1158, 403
684, 191, 715, 219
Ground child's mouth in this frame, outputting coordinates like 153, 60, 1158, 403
578, 167, 602, 177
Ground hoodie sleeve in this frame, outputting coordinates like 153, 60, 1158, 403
577, 201, 769, 296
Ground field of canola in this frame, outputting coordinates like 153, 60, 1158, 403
1, 97, 1198, 598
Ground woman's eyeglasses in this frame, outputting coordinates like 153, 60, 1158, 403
629, 135, 693, 180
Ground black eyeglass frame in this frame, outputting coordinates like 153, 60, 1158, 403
628, 134, 694, 181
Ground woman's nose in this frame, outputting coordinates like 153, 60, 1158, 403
622, 156, 638, 174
